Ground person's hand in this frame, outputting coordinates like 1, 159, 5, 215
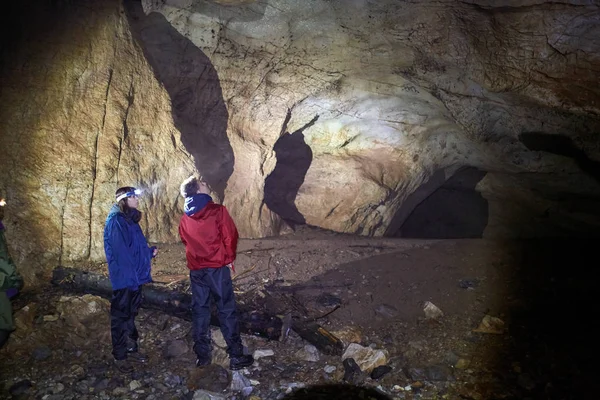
6, 287, 18, 299
151, 246, 158, 257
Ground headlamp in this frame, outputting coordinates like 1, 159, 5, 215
116, 189, 142, 202
0, 198, 5, 207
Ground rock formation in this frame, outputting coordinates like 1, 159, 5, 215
1, 0, 599, 279
140, 0, 600, 238
0, 0, 196, 282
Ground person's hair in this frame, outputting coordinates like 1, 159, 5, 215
180, 176, 201, 198
115, 186, 136, 214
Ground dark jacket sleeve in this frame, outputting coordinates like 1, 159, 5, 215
0, 231, 22, 291
0, 258, 19, 291
220, 206, 239, 263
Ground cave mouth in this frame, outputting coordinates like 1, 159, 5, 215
394, 167, 489, 239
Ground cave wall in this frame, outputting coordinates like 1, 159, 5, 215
0, 0, 195, 282
1, 0, 600, 280
144, 0, 600, 236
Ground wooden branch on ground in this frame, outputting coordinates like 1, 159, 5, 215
260, 288, 345, 356
265, 282, 352, 293
291, 320, 344, 355
51, 267, 281, 340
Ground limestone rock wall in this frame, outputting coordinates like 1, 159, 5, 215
144, 0, 600, 237
1, 0, 600, 281
0, 1, 195, 282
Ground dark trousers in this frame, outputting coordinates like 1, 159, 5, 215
190, 267, 243, 358
110, 288, 142, 360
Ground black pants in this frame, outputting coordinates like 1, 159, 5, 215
190, 267, 243, 358
110, 288, 142, 360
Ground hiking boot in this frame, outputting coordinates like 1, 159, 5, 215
127, 351, 148, 363
230, 354, 254, 370
114, 359, 134, 373
196, 354, 211, 367
126, 341, 139, 353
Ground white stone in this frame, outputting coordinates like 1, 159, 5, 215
342, 343, 389, 373
295, 344, 320, 362
252, 349, 274, 359
211, 328, 227, 348
324, 365, 337, 373
423, 301, 444, 319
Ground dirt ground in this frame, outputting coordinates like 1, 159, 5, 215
1, 226, 597, 399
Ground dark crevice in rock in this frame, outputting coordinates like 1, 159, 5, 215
519, 132, 600, 184
89, 68, 114, 257
59, 177, 72, 266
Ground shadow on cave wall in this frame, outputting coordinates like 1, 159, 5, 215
392, 167, 489, 238
264, 112, 317, 228
519, 132, 600, 184
125, 1, 234, 201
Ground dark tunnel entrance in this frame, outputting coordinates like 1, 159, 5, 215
392, 167, 489, 238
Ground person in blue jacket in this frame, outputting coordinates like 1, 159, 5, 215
104, 186, 157, 373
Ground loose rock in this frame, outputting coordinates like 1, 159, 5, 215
164, 339, 189, 358
423, 301, 444, 319
253, 349, 275, 359
370, 365, 392, 380
473, 315, 505, 334
342, 343, 389, 373
295, 344, 320, 362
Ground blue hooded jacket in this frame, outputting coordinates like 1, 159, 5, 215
103, 204, 154, 290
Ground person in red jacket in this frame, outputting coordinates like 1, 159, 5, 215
179, 176, 254, 370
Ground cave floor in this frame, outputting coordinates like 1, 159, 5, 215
1, 227, 596, 399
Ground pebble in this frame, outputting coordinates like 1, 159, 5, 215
324, 365, 337, 373
129, 380, 142, 390
112, 387, 129, 395
52, 383, 65, 394
33, 346, 53, 361
253, 349, 275, 359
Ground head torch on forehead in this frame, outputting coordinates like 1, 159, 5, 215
116, 189, 142, 202
0, 199, 6, 207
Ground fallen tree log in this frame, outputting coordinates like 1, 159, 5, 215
291, 320, 344, 355
51, 266, 281, 340
51, 267, 343, 355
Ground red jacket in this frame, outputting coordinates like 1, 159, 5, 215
179, 202, 239, 270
